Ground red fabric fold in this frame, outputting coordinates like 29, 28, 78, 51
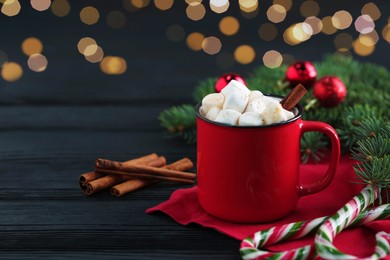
146, 156, 390, 258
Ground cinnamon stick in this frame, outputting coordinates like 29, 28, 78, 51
79, 154, 164, 196
111, 158, 194, 197
280, 84, 307, 111
95, 158, 196, 181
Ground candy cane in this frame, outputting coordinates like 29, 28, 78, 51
240, 198, 390, 259
315, 185, 390, 259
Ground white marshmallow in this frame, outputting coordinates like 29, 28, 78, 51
238, 112, 264, 126
205, 107, 221, 121
201, 93, 225, 115
284, 110, 295, 121
260, 101, 287, 125
214, 109, 241, 125
245, 98, 266, 114
249, 90, 263, 101
221, 80, 250, 113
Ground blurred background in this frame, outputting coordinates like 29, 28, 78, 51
0, 0, 389, 105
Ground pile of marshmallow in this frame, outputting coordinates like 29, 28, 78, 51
199, 80, 295, 126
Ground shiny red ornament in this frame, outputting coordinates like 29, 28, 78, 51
215, 73, 246, 92
285, 61, 317, 89
313, 76, 347, 107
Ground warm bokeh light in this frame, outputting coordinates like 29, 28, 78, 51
332, 10, 353, 30
85, 46, 104, 63
266, 4, 286, 23
80, 6, 100, 25
292, 23, 312, 42
27, 53, 48, 72
334, 33, 353, 52
186, 32, 204, 51
321, 16, 338, 35
210, 0, 229, 14
1, 0, 21, 16
22, 37, 43, 56
100, 56, 127, 75
239, 0, 258, 13
186, 2, 206, 21
153, 0, 173, 11
51, 0, 70, 17
131, 0, 150, 9
234, 45, 255, 64
355, 15, 375, 34
1, 62, 23, 82
106, 11, 126, 29
216, 52, 234, 69
361, 2, 381, 21
304, 16, 323, 35
77, 37, 97, 55
299, 0, 319, 17
219, 16, 240, 36
283, 25, 300, 45
30, 0, 51, 11
382, 24, 390, 43
166, 24, 185, 42
359, 30, 379, 47
353, 38, 375, 56
258, 23, 278, 41
273, 0, 292, 11
262, 50, 283, 68
202, 36, 222, 55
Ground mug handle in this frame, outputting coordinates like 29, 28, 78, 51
298, 120, 341, 196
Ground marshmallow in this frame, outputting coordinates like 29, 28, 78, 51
249, 90, 263, 101
245, 98, 266, 114
238, 112, 265, 126
221, 80, 250, 113
260, 101, 288, 125
205, 107, 221, 121
284, 110, 295, 121
201, 93, 225, 115
214, 109, 241, 125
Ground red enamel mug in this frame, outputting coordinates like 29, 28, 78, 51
196, 96, 340, 223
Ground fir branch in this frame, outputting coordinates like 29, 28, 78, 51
192, 78, 216, 103
300, 132, 327, 163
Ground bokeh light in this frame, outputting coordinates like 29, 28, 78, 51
283, 25, 300, 45
382, 24, 390, 43
234, 45, 255, 64
154, 0, 173, 11
332, 10, 353, 30
359, 30, 379, 47
80, 6, 100, 25
210, 0, 229, 14
273, 0, 292, 11
166, 24, 185, 42
106, 11, 126, 29
186, 32, 204, 51
258, 23, 278, 41
51, 0, 70, 17
131, 0, 150, 9
30, 0, 51, 11
304, 16, 323, 35
1, 62, 23, 82
293, 23, 312, 42
85, 46, 104, 63
334, 33, 353, 52
321, 16, 338, 35
353, 38, 375, 56
355, 15, 375, 34
262, 50, 283, 68
216, 52, 234, 69
361, 2, 381, 21
219, 16, 240, 36
1, 0, 21, 16
202, 36, 222, 55
77, 37, 97, 55
22, 37, 43, 56
100, 56, 127, 75
186, 2, 206, 21
239, 0, 258, 13
267, 4, 286, 23
299, 0, 319, 17
27, 53, 48, 72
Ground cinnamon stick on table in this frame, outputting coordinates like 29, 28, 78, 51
280, 84, 307, 111
111, 157, 194, 197
79, 153, 164, 196
95, 158, 196, 181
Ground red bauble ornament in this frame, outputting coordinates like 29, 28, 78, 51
313, 76, 347, 107
215, 73, 246, 92
285, 61, 317, 89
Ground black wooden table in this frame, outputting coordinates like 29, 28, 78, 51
1, 1, 390, 259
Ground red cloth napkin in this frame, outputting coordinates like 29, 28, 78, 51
146, 156, 390, 258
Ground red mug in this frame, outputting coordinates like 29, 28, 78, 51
196, 95, 340, 223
